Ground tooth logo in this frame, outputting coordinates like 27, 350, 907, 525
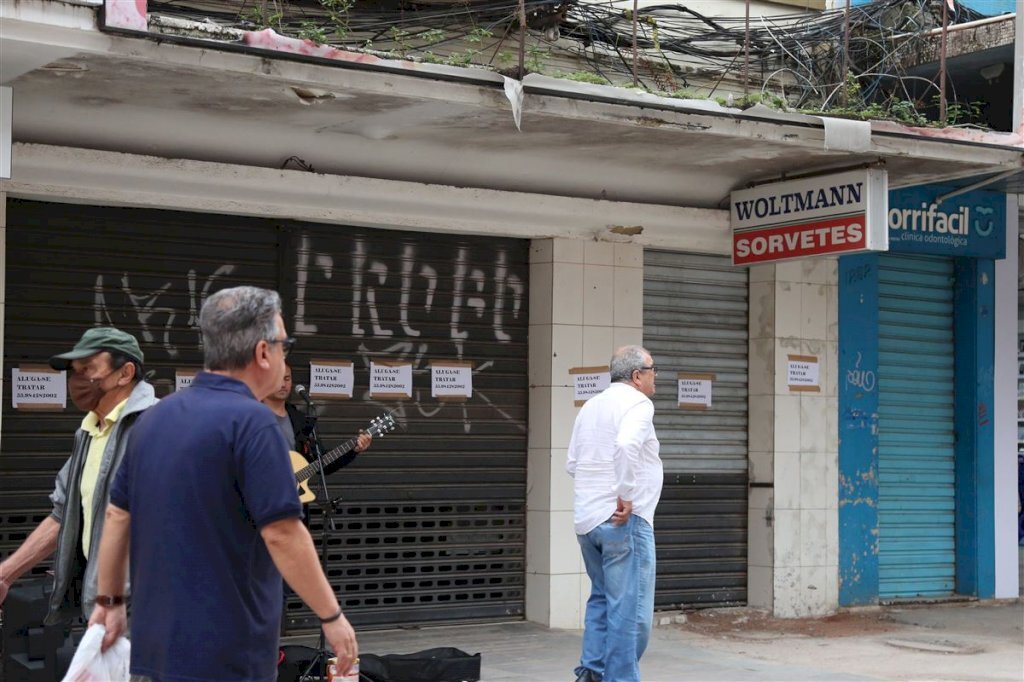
974, 205, 994, 236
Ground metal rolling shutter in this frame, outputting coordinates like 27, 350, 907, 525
877, 254, 956, 599
275, 223, 528, 631
1, 200, 529, 631
1, 200, 280, 583
643, 250, 748, 607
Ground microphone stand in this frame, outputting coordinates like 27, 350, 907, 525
297, 397, 340, 682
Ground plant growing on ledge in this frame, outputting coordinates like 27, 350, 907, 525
938, 97, 986, 127
319, 0, 354, 40
239, 1, 284, 29
297, 21, 328, 44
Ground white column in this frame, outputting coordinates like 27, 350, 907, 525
525, 237, 644, 628
994, 196, 1020, 598
1000, 1, 1024, 599
747, 259, 839, 617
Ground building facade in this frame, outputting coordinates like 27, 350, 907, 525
0, 0, 1020, 633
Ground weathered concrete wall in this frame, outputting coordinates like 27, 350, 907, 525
525, 237, 644, 628
747, 259, 839, 617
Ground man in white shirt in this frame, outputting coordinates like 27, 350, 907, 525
566, 345, 663, 682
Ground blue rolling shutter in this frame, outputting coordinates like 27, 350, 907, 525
877, 255, 956, 599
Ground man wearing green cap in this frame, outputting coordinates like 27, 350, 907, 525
0, 327, 158, 625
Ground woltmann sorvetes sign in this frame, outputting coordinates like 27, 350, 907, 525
731, 169, 889, 266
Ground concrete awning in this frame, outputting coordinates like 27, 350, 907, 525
2, 0, 1022, 210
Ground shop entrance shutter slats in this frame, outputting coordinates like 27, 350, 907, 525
280, 223, 528, 630
1, 200, 528, 631
2, 201, 280, 585
877, 254, 956, 600
643, 250, 748, 608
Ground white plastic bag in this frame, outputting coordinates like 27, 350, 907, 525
61, 624, 130, 682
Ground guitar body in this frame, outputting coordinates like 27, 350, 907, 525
291, 450, 316, 503
289, 412, 397, 504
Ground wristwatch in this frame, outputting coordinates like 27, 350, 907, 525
94, 595, 127, 607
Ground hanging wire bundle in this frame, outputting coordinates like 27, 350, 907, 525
149, 0, 997, 123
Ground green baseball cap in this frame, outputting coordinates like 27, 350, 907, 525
49, 327, 144, 370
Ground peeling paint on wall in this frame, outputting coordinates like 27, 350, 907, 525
838, 253, 881, 605
104, 0, 148, 32
243, 28, 395, 67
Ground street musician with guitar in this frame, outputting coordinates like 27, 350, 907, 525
264, 363, 395, 677
264, 365, 372, 481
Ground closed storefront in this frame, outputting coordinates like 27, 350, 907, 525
877, 255, 956, 599
643, 250, 749, 607
1, 200, 529, 631
279, 220, 529, 631
840, 185, 1004, 605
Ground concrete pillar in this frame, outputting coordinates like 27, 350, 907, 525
525, 237, 644, 628
747, 259, 839, 617
994, 195, 1020, 598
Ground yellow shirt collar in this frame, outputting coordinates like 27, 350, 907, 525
80, 397, 130, 437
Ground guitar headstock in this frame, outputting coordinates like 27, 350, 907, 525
368, 411, 398, 438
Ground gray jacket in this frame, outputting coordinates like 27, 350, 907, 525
46, 380, 158, 624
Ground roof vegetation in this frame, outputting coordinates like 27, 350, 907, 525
151, 0, 1000, 127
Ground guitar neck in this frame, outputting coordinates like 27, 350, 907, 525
294, 436, 359, 482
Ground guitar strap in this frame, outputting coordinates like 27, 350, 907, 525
285, 402, 313, 457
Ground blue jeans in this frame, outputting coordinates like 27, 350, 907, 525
575, 514, 656, 682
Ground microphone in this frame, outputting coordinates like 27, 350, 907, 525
294, 384, 313, 406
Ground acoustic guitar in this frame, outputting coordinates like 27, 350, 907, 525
290, 412, 397, 503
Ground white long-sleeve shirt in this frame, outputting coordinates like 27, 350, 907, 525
566, 382, 663, 535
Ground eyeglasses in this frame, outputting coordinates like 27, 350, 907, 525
636, 365, 658, 375
267, 337, 296, 357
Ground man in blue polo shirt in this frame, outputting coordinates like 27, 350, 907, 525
89, 286, 357, 681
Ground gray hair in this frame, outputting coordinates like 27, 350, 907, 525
609, 345, 650, 383
108, 352, 144, 385
199, 286, 282, 371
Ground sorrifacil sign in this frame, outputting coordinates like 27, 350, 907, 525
731, 169, 889, 266
886, 184, 1005, 259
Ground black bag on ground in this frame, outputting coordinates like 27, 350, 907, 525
277, 644, 318, 682
2, 578, 70, 682
359, 647, 481, 682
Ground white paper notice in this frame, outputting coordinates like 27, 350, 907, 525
431, 362, 473, 400
678, 373, 713, 409
370, 361, 413, 399
571, 366, 610, 406
309, 360, 354, 399
787, 355, 821, 392
175, 370, 198, 392
12, 366, 66, 409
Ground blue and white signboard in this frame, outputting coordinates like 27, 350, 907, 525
887, 184, 1005, 259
